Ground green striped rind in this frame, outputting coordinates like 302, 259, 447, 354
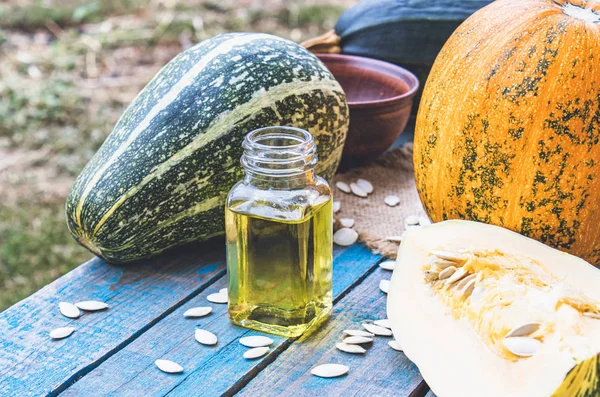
551, 354, 600, 397
66, 32, 349, 264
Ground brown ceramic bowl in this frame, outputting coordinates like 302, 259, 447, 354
317, 54, 419, 166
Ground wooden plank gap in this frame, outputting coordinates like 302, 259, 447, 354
424, 388, 436, 397
161, 332, 245, 397
331, 256, 386, 305
409, 380, 431, 397
220, 338, 295, 397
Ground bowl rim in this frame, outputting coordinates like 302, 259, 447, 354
316, 53, 420, 109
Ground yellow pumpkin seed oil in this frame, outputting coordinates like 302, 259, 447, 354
225, 196, 333, 338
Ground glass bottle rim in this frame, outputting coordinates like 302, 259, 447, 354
241, 126, 317, 177
243, 126, 314, 150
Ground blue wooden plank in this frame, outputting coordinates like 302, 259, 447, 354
60, 244, 381, 396
237, 264, 425, 397
0, 241, 225, 397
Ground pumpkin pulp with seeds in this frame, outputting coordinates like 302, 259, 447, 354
388, 221, 600, 397
423, 249, 600, 362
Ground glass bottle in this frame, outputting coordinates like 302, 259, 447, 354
225, 126, 333, 338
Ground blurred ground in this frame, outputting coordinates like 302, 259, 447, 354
0, 0, 355, 310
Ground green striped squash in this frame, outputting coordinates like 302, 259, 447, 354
66, 33, 349, 264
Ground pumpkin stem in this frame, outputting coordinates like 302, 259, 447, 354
78, 235, 103, 257
562, 2, 600, 22
301, 30, 342, 54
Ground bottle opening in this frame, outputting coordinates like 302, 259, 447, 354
242, 126, 317, 177
249, 129, 312, 149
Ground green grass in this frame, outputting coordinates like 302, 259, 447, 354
0, 202, 92, 310
0, 77, 83, 146
0, 1, 149, 29
0, 0, 353, 311
280, 4, 344, 28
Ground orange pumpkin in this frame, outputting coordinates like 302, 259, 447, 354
414, 0, 600, 264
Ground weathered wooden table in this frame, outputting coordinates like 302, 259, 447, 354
0, 240, 436, 396
1, 121, 435, 396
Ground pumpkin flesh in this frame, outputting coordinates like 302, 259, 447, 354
388, 220, 600, 397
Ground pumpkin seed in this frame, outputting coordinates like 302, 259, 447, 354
195, 329, 218, 346
502, 336, 541, 357
404, 215, 420, 226
343, 329, 374, 337
350, 182, 368, 197
74, 301, 108, 311
429, 257, 456, 270
379, 260, 395, 271
431, 250, 467, 263
239, 335, 274, 348
429, 263, 442, 272
59, 302, 81, 319
311, 363, 349, 378
356, 178, 374, 194
388, 340, 402, 351
438, 266, 457, 280
220, 288, 227, 295
471, 286, 485, 298
336, 342, 366, 354
340, 218, 355, 228
379, 279, 390, 294
343, 336, 373, 344
155, 359, 183, 374
506, 323, 541, 338
445, 267, 468, 285
583, 312, 600, 319
183, 307, 212, 318
207, 293, 228, 304
385, 234, 404, 242
333, 201, 341, 213
424, 270, 439, 283
50, 327, 75, 340
460, 278, 476, 298
456, 274, 476, 290
313, 194, 331, 207
333, 228, 358, 246
384, 195, 400, 207
374, 319, 391, 329
243, 346, 270, 359
419, 217, 432, 226
362, 323, 392, 336
335, 181, 351, 193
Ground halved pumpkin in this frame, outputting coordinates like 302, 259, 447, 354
388, 220, 600, 397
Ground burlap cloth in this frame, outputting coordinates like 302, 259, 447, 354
333, 144, 427, 259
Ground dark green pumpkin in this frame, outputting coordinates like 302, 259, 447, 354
66, 33, 348, 264
333, 0, 490, 67
302, 0, 491, 106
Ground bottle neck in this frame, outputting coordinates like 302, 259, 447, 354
241, 126, 318, 190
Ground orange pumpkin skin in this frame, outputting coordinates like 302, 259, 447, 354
414, 0, 600, 264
